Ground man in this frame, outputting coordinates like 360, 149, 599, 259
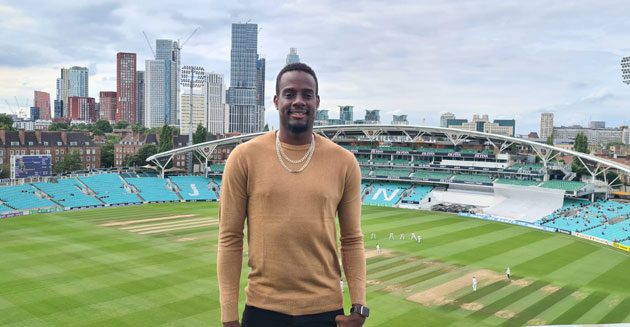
218, 63, 368, 327
472, 276, 478, 291
506, 266, 511, 280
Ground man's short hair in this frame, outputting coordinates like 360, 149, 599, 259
275, 63, 318, 95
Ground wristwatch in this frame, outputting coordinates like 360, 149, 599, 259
350, 304, 370, 318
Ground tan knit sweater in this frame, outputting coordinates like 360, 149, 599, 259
217, 132, 366, 322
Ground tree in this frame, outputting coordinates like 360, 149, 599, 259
192, 124, 207, 164
158, 125, 174, 153
0, 164, 9, 178
126, 144, 158, 167
263, 123, 269, 132
94, 120, 113, 134
546, 135, 554, 146
49, 122, 69, 131
131, 123, 146, 133
54, 151, 83, 174
101, 143, 115, 168
571, 133, 590, 177
0, 114, 14, 130
114, 121, 129, 129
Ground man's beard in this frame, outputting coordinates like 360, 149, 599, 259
287, 123, 309, 134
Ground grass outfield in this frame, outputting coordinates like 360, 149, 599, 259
0, 203, 628, 326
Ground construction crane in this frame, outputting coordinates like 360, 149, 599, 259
15, 97, 27, 118
142, 31, 156, 58
4, 99, 17, 115
177, 27, 200, 50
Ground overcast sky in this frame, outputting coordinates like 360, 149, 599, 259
1, 0, 629, 134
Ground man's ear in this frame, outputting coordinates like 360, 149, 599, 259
273, 95, 279, 110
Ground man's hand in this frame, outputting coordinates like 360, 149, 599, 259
335, 313, 365, 327
222, 321, 240, 327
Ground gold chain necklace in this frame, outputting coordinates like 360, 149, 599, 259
275, 132, 316, 173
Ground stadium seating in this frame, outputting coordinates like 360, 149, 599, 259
0, 203, 14, 213
372, 169, 412, 178
210, 164, 225, 173
411, 171, 452, 181
451, 174, 494, 184
0, 185, 57, 210
170, 176, 216, 201
538, 200, 630, 240
363, 182, 408, 206
495, 178, 540, 186
391, 159, 410, 165
125, 177, 180, 202
34, 179, 102, 209
360, 167, 372, 177
79, 174, 142, 205
400, 185, 433, 203
541, 180, 586, 192
371, 158, 390, 165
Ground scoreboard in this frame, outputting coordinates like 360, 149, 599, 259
10, 155, 52, 179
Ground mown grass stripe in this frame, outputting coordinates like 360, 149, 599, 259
398, 267, 451, 288
550, 291, 607, 325
440, 280, 511, 312
468, 280, 547, 321
445, 230, 552, 262
598, 297, 630, 324
368, 258, 418, 275
502, 286, 575, 326
514, 242, 599, 277
376, 262, 429, 281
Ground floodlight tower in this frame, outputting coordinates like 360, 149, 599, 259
180, 65, 205, 172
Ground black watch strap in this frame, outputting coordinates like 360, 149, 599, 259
350, 304, 369, 318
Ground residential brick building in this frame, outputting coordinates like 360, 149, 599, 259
0, 129, 101, 173
114, 133, 189, 168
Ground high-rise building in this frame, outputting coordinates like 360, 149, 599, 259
589, 121, 606, 129
286, 48, 300, 65
156, 40, 180, 125
256, 57, 265, 106
540, 112, 554, 140
315, 110, 329, 126
227, 23, 265, 133
136, 71, 145, 126
205, 72, 227, 135
365, 110, 380, 124
392, 115, 409, 125
180, 92, 206, 136
99, 91, 117, 122
144, 60, 170, 128
339, 105, 353, 123
33, 91, 51, 120
440, 112, 456, 128
116, 52, 137, 124
621, 56, 630, 85
56, 66, 88, 118
68, 96, 96, 122
447, 114, 515, 137
30, 107, 40, 121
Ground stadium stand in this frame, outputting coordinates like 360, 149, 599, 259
79, 174, 142, 205
170, 176, 216, 201
451, 174, 494, 185
0, 203, 14, 213
372, 168, 412, 178
125, 177, 180, 202
411, 171, 452, 181
362, 182, 408, 206
34, 179, 102, 209
541, 180, 586, 192
210, 164, 225, 173
494, 178, 540, 186
0, 184, 57, 209
400, 185, 433, 203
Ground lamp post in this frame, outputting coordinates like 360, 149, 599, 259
180, 65, 205, 173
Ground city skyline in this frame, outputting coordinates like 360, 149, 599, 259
1, 1, 630, 134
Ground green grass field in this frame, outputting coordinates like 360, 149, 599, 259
1, 203, 629, 326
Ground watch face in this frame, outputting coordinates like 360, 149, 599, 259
351, 305, 369, 317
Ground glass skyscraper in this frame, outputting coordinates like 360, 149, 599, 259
227, 23, 265, 133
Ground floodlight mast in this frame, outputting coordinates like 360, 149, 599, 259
180, 65, 205, 173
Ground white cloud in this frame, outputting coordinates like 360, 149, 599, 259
1, 0, 629, 133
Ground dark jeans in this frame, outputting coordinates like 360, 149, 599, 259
241, 305, 344, 327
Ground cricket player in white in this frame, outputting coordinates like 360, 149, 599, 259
472, 276, 478, 291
